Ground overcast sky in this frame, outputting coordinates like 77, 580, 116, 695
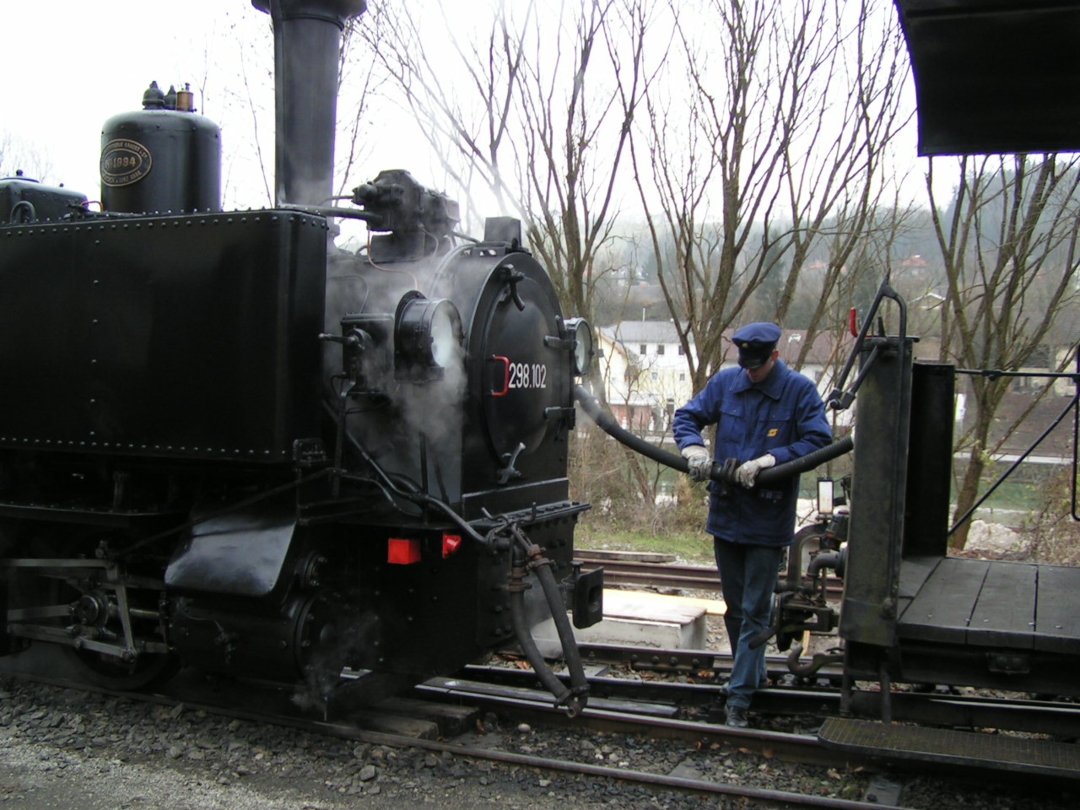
3, 3, 244, 194
1, 1, 435, 208
2, 1, 934, 218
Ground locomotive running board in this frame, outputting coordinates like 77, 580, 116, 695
818, 717, 1080, 780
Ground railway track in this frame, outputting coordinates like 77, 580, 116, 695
2, 657, 889, 808
4, 643, 1079, 805
461, 659, 1080, 740
575, 550, 845, 596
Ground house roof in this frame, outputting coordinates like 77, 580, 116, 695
600, 321, 683, 345
600, 321, 841, 367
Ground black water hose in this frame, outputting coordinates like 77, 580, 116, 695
573, 385, 853, 486
778, 524, 828, 593
785, 642, 845, 678
533, 555, 590, 707
756, 436, 853, 487
508, 581, 576, 709
508, 528, 588, 716
807, 550, 842, 579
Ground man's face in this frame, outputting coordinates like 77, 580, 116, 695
745, 350, 779, 384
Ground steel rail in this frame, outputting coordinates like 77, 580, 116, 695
573, 641, 846, 683
575, 554, 845, 596
0, 664, 898, 810
465, 660, 1080, 739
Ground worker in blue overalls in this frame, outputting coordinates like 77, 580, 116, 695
674, 322, 831, 728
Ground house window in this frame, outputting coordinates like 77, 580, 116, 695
657, 344, 666, 355
679, 373, 686, 382
639, 344, 647, 355
677, 345, 684, 356
651, 372, 659, 381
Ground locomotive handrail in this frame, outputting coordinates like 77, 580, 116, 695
826, 278, 907, 412
278, 202, 379, 222
573, 385, 852, 487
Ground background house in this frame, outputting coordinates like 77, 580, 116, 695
595, 321, 846, 435
596, 321, 692, 432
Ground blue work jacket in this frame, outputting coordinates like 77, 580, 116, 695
673, 361, 832, 546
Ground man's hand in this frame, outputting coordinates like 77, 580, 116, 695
681, 445, 712, 482
735, 453, 775, 488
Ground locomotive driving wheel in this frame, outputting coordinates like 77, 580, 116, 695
64, 641, 178, 691
6, 535, 178, 691
61, 583, 178, 691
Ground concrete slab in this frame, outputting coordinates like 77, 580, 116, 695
606, 588, 726, 617
532, 588, 721, 656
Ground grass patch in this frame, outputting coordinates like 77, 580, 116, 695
576, 526, 715, 565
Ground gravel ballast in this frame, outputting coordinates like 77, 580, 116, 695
0, 678, 1076, 809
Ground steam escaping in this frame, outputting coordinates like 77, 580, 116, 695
399, 336, 467, 443
323, 248, 470, 502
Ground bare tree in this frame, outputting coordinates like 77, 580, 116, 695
216, 11, 382, 209
0, 131, 52, 184
927, 154, 1080, 549
631, 0, 910, 389
361, 0, 660, 320
335, 13, 387, 200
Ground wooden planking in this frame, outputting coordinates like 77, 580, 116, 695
896, 556, 1080, 656
349, 710, 441, 739
898, 557, 989, 644
1034, 565, 1080, 655
377, 697, 480, 737
897, 556, 941, 622
967, 561, 1037, 648
577, 549, 677, 564
898, 556, 940, 600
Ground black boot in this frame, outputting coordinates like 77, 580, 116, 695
725, 704, 749, 729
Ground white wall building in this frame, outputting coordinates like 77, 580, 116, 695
596, 321, 693, 433
595, 321, 849, 434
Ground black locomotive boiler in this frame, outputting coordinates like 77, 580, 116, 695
0, 0, 600, 714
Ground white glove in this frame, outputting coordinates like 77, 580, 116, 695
681, 445, 711, 482
735, 453, 775, 488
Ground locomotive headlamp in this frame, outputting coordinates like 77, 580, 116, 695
394, 291, 463, 382
565, 317, 594, 376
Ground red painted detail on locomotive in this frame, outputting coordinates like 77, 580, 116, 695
441, 533, 463, 558
387, 537, 422, 565
490, 355, 511, 397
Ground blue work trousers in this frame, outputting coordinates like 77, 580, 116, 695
713, 538, 784, 710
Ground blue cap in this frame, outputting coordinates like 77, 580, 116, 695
732, 322, 781, 370
733, 322, 781, 345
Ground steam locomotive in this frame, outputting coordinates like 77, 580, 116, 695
0, 0, 600, 714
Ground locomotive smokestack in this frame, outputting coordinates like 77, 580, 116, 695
252, 0, 368, 207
